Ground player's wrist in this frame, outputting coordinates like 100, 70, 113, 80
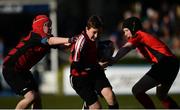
68, 37, 77, 43
68, 38, 71, 43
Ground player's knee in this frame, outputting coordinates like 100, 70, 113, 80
101, 88, 113, 96
132, 85, 143, 96
105, 91, 114, 99
101, 88, 114, 99
106, 93, 115, 104
101, 87, 117, 106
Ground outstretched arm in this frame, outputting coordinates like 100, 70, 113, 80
47, 37, 69, 45
99, 42, 134, 68
111, 42, 133, 63
45, 36, 77, 45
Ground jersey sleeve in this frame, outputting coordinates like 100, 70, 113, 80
128, 35, 142, 47
29, 32, 49, 45
70, 35, 86, 73
41, 37, 48, 45
72, 35, 85, 62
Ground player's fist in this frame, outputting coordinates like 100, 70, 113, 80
99, 61, 109, 68
68, 36, 78, 43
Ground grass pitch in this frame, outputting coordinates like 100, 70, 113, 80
0, 94, 179, 109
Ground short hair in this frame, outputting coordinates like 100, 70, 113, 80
86, 15, 103, 29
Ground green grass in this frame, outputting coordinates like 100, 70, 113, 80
0, 94, 180, 109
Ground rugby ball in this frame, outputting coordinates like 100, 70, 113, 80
97, 40, 114, 62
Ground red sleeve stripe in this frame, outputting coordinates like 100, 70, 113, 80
73, 35, 85, 61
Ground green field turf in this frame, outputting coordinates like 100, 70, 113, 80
0, 94, 179, 109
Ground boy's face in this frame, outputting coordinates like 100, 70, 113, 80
123, 28, 133, 40
43, 21, 52, 36
86, 27, 101, 41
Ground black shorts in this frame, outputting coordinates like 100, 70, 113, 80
2, 68, 38, 96
147, 56, 179, 84
70, 69, 112, 106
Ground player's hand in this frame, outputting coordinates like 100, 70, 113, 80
68, 36, 78, 43
99, 61, 109, 68
64, 43, 71, 46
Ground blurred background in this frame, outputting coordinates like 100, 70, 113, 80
0, 0, 180, 109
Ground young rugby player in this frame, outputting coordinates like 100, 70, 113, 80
2, 14, 75, 109
108, 17, 179, 109
70, 15, 119, 109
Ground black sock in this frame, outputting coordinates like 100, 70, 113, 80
108, 103, 119, 109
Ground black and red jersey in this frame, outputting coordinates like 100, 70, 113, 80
3, 32, 50, 71
70, 31, 98, 65
70, 31, 99, 76
128, 30, 175, 63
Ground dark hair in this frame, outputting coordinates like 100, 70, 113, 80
122, 17, 142, 35
87, 15, 103, 29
